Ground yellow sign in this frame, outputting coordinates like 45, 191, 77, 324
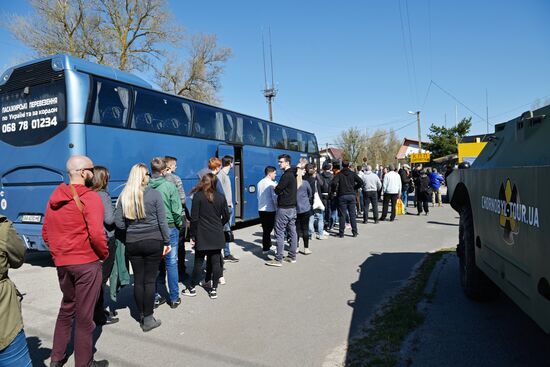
410, 152, 431, 163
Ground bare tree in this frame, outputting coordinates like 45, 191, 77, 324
334, 127, 368, 166
155, 34, 232, 105
9, 0, 90, 58
7, 0, 232, 103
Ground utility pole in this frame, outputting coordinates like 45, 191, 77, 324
416, 111, 422, 152
486, 88, 489, 134
408, 110, 422, 152
262, 27, 277, 121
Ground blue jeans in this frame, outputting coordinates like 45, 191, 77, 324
223, 206, 234, 257
156, 227, 179, 302
402, 190, 409, 208
309, 209, 324, 237
0, 329, 32, 367
330, 197, 339, 228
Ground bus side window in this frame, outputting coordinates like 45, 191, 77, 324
224, 113, 235, 142
307, 133, 319, 153
269, 125, 287, 149
91, 78, 129, 128
235, 116, 244, 143
287, 129, 300, 151
242, 118, 265, 146
132, 89, 191, 136
193, 104, 224, 140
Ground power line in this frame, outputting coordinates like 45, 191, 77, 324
398, 0, 415, 107
431, 80, 486, 122
404, 0, 419, 106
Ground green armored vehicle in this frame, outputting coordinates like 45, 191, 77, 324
447, 105, 549, 333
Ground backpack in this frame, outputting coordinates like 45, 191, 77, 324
319, 172, 332, 195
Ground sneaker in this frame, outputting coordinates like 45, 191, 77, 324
345, 223, 352, 229
209, 288, 218, 299
154, 296, 166, 309
224, 254, 239, 263
199, 280, 212, 288
181, 287, 197, 297
170, 298, 181, 309
283, 256, 297, 263
219, 277, 226, 285
302, 248, 312, 255
265, 259, 283, 267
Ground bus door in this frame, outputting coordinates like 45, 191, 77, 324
217, 144, 241, 224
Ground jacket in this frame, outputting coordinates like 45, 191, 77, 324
296, 180, 313, 214
274, 167, 297, 208
257, 177, 278, 212
398, 169, 411, 188
164, 172, 186, 205
217, 169, 233, 206
149, 176, 183, 229
42, 183, 108, 267
331, 168, 363, 196
361, 171, 382, 192
429, 172, 444, 191
115, 187, 170, 245
0, 215, 26, 350
319, 171, 333, 197
190, 191, 229, 251
97, 190, 115, 238
382, 171, 402, 194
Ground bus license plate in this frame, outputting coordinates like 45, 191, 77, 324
21, 215, 42, 223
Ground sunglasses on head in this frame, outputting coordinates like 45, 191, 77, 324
80, 167, 94, 173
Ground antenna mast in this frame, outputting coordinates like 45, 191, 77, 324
262, 27, 277, 121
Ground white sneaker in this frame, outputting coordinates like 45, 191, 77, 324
219, 277, 226, 285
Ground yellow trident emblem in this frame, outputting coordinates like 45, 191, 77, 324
499, 179, 519, 245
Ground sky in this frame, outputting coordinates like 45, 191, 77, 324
1, 0, 549, 148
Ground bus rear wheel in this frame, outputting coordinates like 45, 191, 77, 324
459, 204, 499, 301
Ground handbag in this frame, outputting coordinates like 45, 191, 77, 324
312, 192, 325, 211
396, 198, 406, 215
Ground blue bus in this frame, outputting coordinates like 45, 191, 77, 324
0, 54, 319, 251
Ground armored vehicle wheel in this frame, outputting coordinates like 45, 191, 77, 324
459, 204, 499, 301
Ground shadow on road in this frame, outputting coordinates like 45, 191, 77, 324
426, 221, 459, 227
345, 252, 426, 364
27, 336, 51, 367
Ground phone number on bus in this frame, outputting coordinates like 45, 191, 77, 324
1, 116, 58, 134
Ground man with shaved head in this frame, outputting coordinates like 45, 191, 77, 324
43, 155, 109, 367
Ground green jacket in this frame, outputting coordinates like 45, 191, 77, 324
149, 176, 183, 229
0, 215, 26, 350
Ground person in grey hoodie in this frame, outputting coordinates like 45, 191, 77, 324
360, 165, 382, 223
91, 166, 119, 326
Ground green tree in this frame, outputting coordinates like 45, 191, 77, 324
425, 117, 472, 158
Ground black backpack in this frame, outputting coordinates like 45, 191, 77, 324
319, 173, 331, 194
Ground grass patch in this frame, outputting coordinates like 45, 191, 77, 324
345, 248, 455, 367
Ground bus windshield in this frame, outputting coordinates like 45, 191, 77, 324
0, 79, 66, 147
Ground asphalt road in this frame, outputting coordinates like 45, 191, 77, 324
399, 254, 550, 367
12, 203, 459, 367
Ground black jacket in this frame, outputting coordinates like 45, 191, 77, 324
331, 168, 363, 197
275, 167, 297, 208
398, 169, 411, 188
190, 191, 229, 251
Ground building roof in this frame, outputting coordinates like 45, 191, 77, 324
320, 147, 344, 160
396, 138, 431, 160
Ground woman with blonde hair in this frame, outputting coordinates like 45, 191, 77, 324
115, 163, 170, 332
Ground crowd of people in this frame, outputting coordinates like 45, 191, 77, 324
0, 153, 448, 367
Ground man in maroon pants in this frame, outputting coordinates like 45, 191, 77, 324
43, 156, 109, 367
